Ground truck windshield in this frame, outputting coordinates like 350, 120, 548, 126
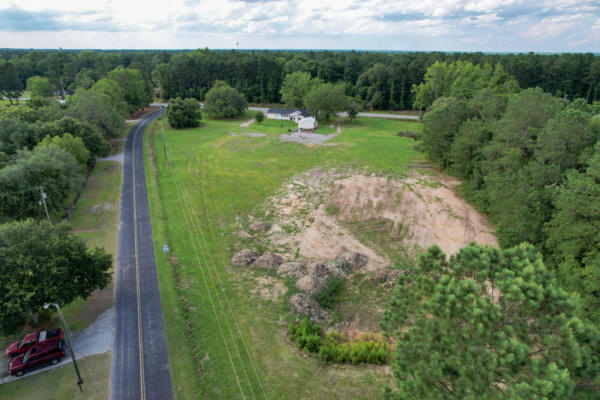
22, 349, 31, 364
17, 339, 24, 348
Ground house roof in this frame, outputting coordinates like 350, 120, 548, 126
267, 108, 308, 116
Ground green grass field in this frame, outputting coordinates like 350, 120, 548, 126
144, 113, 422, 399
0, 353, 111, 400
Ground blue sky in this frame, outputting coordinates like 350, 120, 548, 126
0, 0, 598, 52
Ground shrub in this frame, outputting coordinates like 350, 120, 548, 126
289, 317, 323, 352
289, 318, 391, 365
255, 111, 264, 123
314, 277, 345, 309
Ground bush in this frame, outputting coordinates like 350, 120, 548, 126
289, 318, 390, 365
289, 317, 323, 352
255, 111, 264, 123
320, 332, 390, 365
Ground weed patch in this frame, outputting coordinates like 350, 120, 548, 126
315, 277, 345, 309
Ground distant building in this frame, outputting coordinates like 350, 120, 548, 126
298, 116, 317, 131
266, 108, 308, 122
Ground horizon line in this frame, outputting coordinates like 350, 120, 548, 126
1, 48, 599, 55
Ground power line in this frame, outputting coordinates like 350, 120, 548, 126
163, 133, 268, 398
163, 146, 248, 399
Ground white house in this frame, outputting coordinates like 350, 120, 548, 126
266, 108, 308, 122
298, 116, 317, 131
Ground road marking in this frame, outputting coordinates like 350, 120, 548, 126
132, 119, 146, 400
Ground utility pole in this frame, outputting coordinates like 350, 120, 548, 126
44, 303, 84, 392
38, 186, 51, 224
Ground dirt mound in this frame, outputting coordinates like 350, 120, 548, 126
249, 221, 271, 232
370, 269, 404, 288
231, 249, 259, 266
295, 262, 330, 295
266, 169, 497, 267
254, 252, 284, 270
324, 259, 349, 279
288, 293, 330, 323
277, 262, 307, 279
327, 175, 498, 256
336, 251, 368, 270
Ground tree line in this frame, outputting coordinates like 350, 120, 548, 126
2, 49, 599, 111
0, 63, 151, 332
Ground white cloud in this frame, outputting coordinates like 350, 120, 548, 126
0, 0, 598, 51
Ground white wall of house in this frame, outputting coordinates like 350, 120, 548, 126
267, 113, 283, 120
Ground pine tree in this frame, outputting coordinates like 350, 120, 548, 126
382, 243, 600, 399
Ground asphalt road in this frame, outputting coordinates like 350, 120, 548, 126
111, 110, 174, 400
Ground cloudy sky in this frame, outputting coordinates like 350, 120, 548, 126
0, 0, 598, 52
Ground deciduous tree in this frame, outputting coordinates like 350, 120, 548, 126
167, 97, 202, 129
280, 71, 318, 108
26, 76, 54, 98
303, 83, 350, 121
204, 82, 247, 118
0, 220, 112, 332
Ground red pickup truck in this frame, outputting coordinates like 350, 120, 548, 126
8, 339, 66, 376
5, 328, 63, 358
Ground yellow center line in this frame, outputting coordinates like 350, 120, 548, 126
132, 120, 146, 400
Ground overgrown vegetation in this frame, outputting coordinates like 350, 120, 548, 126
314, 277, 345, 309
289, 317, 391, 365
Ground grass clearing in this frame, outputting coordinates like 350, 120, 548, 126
0, 352, 111, 400
145, 112, 421, 399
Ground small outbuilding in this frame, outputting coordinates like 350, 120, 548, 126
298, 116, 317, 131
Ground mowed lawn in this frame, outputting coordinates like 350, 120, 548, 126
144, 113, 422, 400
0, 160, 122, 400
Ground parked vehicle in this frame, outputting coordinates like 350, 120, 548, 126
5, 328, 63, 358
8, 339, 66, 376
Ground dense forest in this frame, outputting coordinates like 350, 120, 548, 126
2, 49, 600, 110
417, 60, 600, 325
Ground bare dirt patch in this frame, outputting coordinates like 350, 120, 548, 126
263, 168, 497, 268
327, 174, 498, 256
279, 132, 338, 146
251, 276, 287, 301
240, 119, 254, 127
